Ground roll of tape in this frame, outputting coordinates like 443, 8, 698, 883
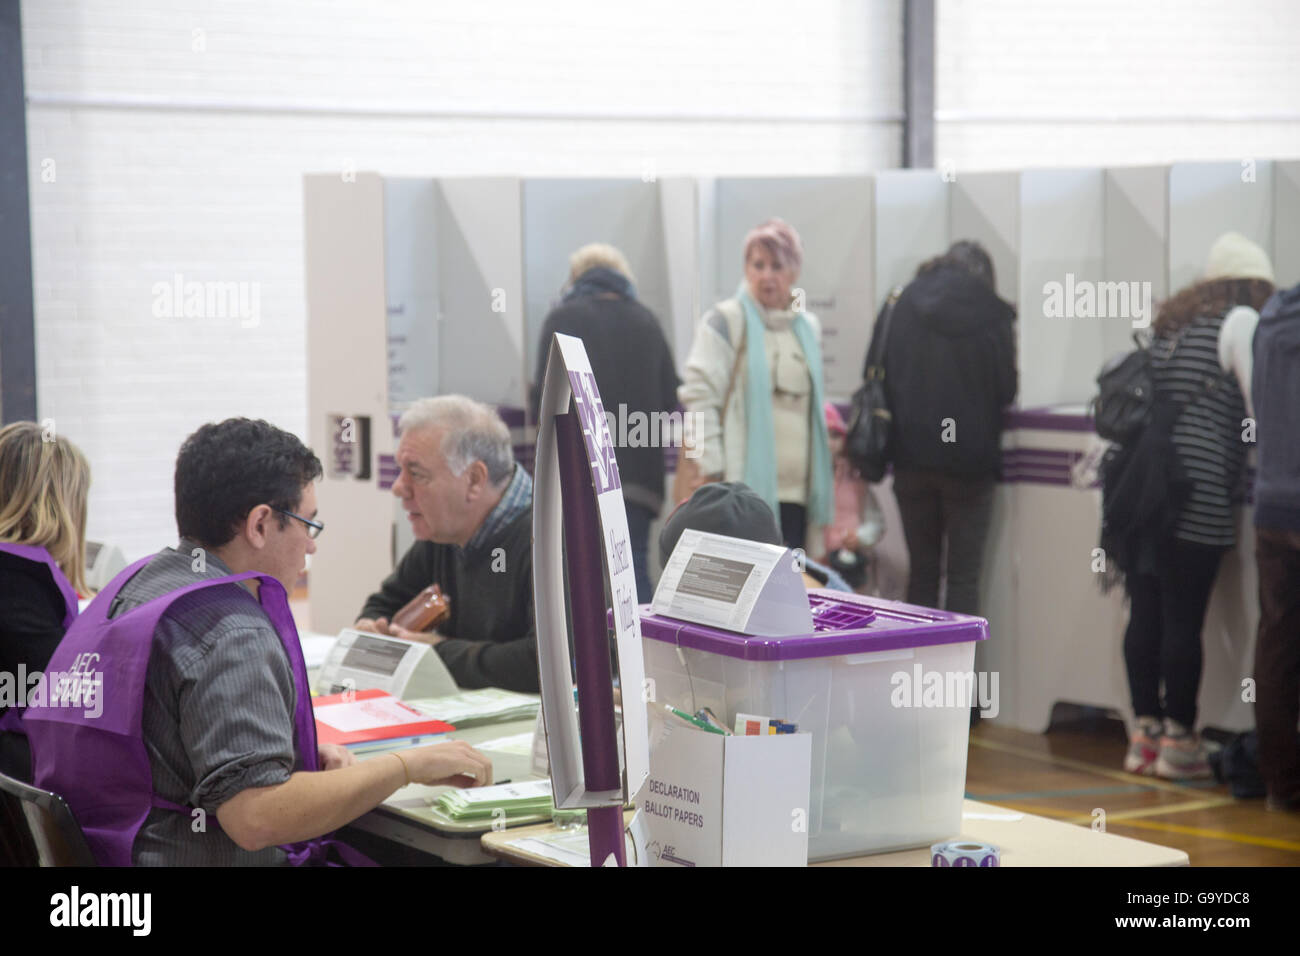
931, 840, 1000, 867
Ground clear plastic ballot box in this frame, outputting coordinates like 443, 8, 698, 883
639, 589, 988, 862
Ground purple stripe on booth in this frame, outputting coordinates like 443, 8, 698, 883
1000, 447, 1082, 486
1011, 448, 1080, 461
833, 404, 1095, 434
1010, 471, 1077, 487
514, 444, 537, 477
1005, 407, 1096, 432
496, 405, 527, 429
377, 454, 399, 491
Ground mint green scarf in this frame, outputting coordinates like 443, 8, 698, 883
736, 283, 832, 528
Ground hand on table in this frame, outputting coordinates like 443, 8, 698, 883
401, 740, 494, 789
318, 742, 356, 771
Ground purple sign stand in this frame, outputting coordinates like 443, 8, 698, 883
556, 414, 624, 865
532, 333, 650, 867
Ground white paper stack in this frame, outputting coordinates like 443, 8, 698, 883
406, 688, 541, 727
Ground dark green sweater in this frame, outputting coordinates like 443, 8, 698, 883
358, 509, 539, 692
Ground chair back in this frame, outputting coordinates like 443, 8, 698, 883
0, 769, 98, 866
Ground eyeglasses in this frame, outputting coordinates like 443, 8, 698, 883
271, 506, 325, 539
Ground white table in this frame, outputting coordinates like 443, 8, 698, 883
481, 800, 1189, 867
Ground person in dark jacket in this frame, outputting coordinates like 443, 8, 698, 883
530, 243, 681, 601
876, 240, 1016, 617
1250, 280, 1300, 810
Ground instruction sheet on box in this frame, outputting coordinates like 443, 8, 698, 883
651, 530, 785, 632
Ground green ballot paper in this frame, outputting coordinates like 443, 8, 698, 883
434, 778, 555, 822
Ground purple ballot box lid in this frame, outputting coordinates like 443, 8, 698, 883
639, 589, 988, 662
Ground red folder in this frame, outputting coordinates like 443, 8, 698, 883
312, 687, 454, 747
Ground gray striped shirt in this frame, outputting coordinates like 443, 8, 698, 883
1151, 314, 1249, 548
109, 543, 297, 866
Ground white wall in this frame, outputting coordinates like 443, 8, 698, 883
937, 0, 1300, 170
22, 0, 903, 559
22, 0, 1300, 559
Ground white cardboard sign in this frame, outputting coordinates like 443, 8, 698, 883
532, 333, 650, 808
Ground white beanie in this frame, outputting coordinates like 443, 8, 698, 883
1204, 231, 1274, 283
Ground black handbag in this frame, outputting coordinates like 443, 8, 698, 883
845, 288, 902, 482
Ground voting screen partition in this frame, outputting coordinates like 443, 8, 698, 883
1017, 168, 1107, 409
304, 166, 1300, 730
304, 172, 395, 636
522, 178, 697, 380
1276, 161, 1300, 287
1169, 161, 1275, 296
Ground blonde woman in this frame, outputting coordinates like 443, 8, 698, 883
0, 421, 91, 781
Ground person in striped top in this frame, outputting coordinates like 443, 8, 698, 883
1123, 232, 1274, 780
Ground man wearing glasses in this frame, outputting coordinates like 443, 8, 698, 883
28, 418, 491, 865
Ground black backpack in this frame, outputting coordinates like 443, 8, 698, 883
1092, 333, 1153, 443
1209, 731, 1266, 799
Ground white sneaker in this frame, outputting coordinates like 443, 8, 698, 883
1124, 717, 1162, 775
1154, 719, 1212, 780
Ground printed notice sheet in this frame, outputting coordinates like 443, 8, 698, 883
651, 530, 786, 632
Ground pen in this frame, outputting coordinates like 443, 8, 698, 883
664, 704, 724, 734
695, 707, 732, 735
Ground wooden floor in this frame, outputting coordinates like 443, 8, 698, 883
967, 713, 1300, 865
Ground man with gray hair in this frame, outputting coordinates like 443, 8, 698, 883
354, 395, 538, 692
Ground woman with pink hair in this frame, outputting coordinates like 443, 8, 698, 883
677, 218, 833, 552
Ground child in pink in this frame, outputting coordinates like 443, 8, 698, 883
821, 402, 873, 589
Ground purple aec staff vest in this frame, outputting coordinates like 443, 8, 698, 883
0, 542, 80, 735
24, 555, 372, 866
